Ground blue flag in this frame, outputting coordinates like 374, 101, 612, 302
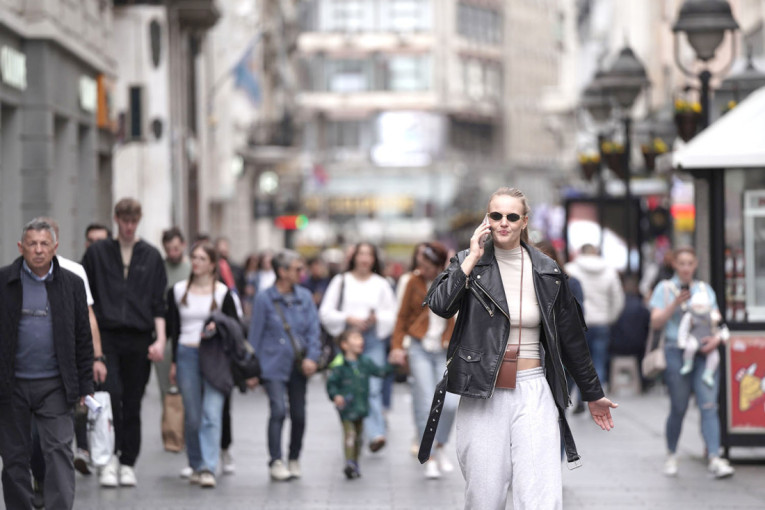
233, 37, 262, 105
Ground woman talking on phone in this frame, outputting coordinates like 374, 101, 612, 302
421, 187, 617, 509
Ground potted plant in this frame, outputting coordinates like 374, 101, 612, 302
674, 99, 701, 142
640, 137, 668, 172
578, 152, 600, 181
600, 141, 625, 179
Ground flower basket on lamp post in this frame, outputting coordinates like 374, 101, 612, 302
600, 141, 625, 179
674, 99, 702, 142
640, 137, 668, 172
605, 153, 626, 179
578, 153, 600, 181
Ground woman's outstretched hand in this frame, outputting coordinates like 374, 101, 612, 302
588, 397, 618, 431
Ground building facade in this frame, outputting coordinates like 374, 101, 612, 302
0, 0, 116, 262
111, 0, 219, 247
295, 0, 523, 252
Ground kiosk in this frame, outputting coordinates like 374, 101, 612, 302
674, 86, 765, 456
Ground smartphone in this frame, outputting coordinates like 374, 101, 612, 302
479, 215, 491, 247
680, 283, 690, 292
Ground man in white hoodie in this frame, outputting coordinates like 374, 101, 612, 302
565, 244, 625, 387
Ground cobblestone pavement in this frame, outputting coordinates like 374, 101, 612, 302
2, 375, 764, 509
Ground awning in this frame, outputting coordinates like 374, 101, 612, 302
673, 85, 765, 170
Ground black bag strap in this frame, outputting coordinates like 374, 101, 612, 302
273, 300, 304, 356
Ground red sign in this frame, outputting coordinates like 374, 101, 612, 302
727, 336, 765, 432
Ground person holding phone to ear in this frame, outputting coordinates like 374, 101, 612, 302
422, 187, 617, 509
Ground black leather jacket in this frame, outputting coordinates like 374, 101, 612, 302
425, 241, 604, 464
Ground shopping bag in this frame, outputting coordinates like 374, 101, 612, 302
162, 386, 184, 452
87, 391, 114, 467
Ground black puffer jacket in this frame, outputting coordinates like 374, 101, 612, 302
0, 257, 94, 405
426, 241, 604, 464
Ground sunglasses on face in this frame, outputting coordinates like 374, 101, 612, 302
488, 212, 523, 222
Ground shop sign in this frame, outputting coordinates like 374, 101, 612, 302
303, 195, 415, 215
79, 76, 97, 113
727, 336, 765, 432
0, 46, 27, 90
97, 75, 116, 130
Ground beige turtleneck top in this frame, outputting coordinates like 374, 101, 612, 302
494, 246, 541, 359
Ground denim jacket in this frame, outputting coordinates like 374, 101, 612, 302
248, 285, 321, 382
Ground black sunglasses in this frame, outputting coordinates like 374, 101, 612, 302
488, 212, 523, 222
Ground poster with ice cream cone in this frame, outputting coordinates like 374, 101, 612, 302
727, 336, 765, 432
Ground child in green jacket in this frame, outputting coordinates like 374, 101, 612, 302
326, 328, 396, 479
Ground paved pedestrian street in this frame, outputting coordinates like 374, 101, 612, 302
2, 376, 764, 509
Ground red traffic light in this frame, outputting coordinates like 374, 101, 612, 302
274, 214, 309, 230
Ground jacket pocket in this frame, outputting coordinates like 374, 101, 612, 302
457, 347, 482, 363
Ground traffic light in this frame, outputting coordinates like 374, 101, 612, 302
274, 214, 308, 230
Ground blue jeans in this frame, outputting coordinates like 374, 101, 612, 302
664, 346, 720, 457
362, 329, 387, 441
408, 341, 457, 450
585, 325, 610, 386
176, 345, 226, 473
262, 370, 307, 464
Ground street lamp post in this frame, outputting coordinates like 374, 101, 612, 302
599, 46, 650, 275
581, 70, 614, 253
672, 0, 739, 129
716, 49, 765, 111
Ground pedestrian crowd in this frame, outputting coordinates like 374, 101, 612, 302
0, 189, 735, 510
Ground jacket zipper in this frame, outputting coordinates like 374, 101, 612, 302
472, 279, 510, 321
533, 275, 570, 405
469, 286, 494, 317
551, 309, 570, 402
472, 278, 511, 398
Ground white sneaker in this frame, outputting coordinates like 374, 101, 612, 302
180, 466, 193, 479
424, 459, 441, 479
221, 449, 235, 475
435, 448, 454, 473
663, 454, 678, 477
199, 471, 216, 488
118, 465, 136, 487
99, 457, 119, 487
288, 460, 301, 479
708, 457, 735, 479
269, 460, 292, 481
410, 439, 419, 457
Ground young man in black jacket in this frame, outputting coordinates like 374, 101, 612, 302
82, 198, 167, 488
0, 218, 94, 510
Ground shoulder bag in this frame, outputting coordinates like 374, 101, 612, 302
642, 281, 670, 379
273, 299, 307, 374
318, 275, 344, 371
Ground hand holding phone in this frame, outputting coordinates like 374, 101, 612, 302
479, 215, 491, 247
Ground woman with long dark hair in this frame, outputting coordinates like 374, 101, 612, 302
390, 241, 458, 479
167, 242, 240, 488
319, 242, 397, 452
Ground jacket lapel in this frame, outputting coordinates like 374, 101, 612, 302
472, 242, 510, 318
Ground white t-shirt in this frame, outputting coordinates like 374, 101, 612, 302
319, 272, 397, 339
173, 280, 230, 348
57, 255, 94, 306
